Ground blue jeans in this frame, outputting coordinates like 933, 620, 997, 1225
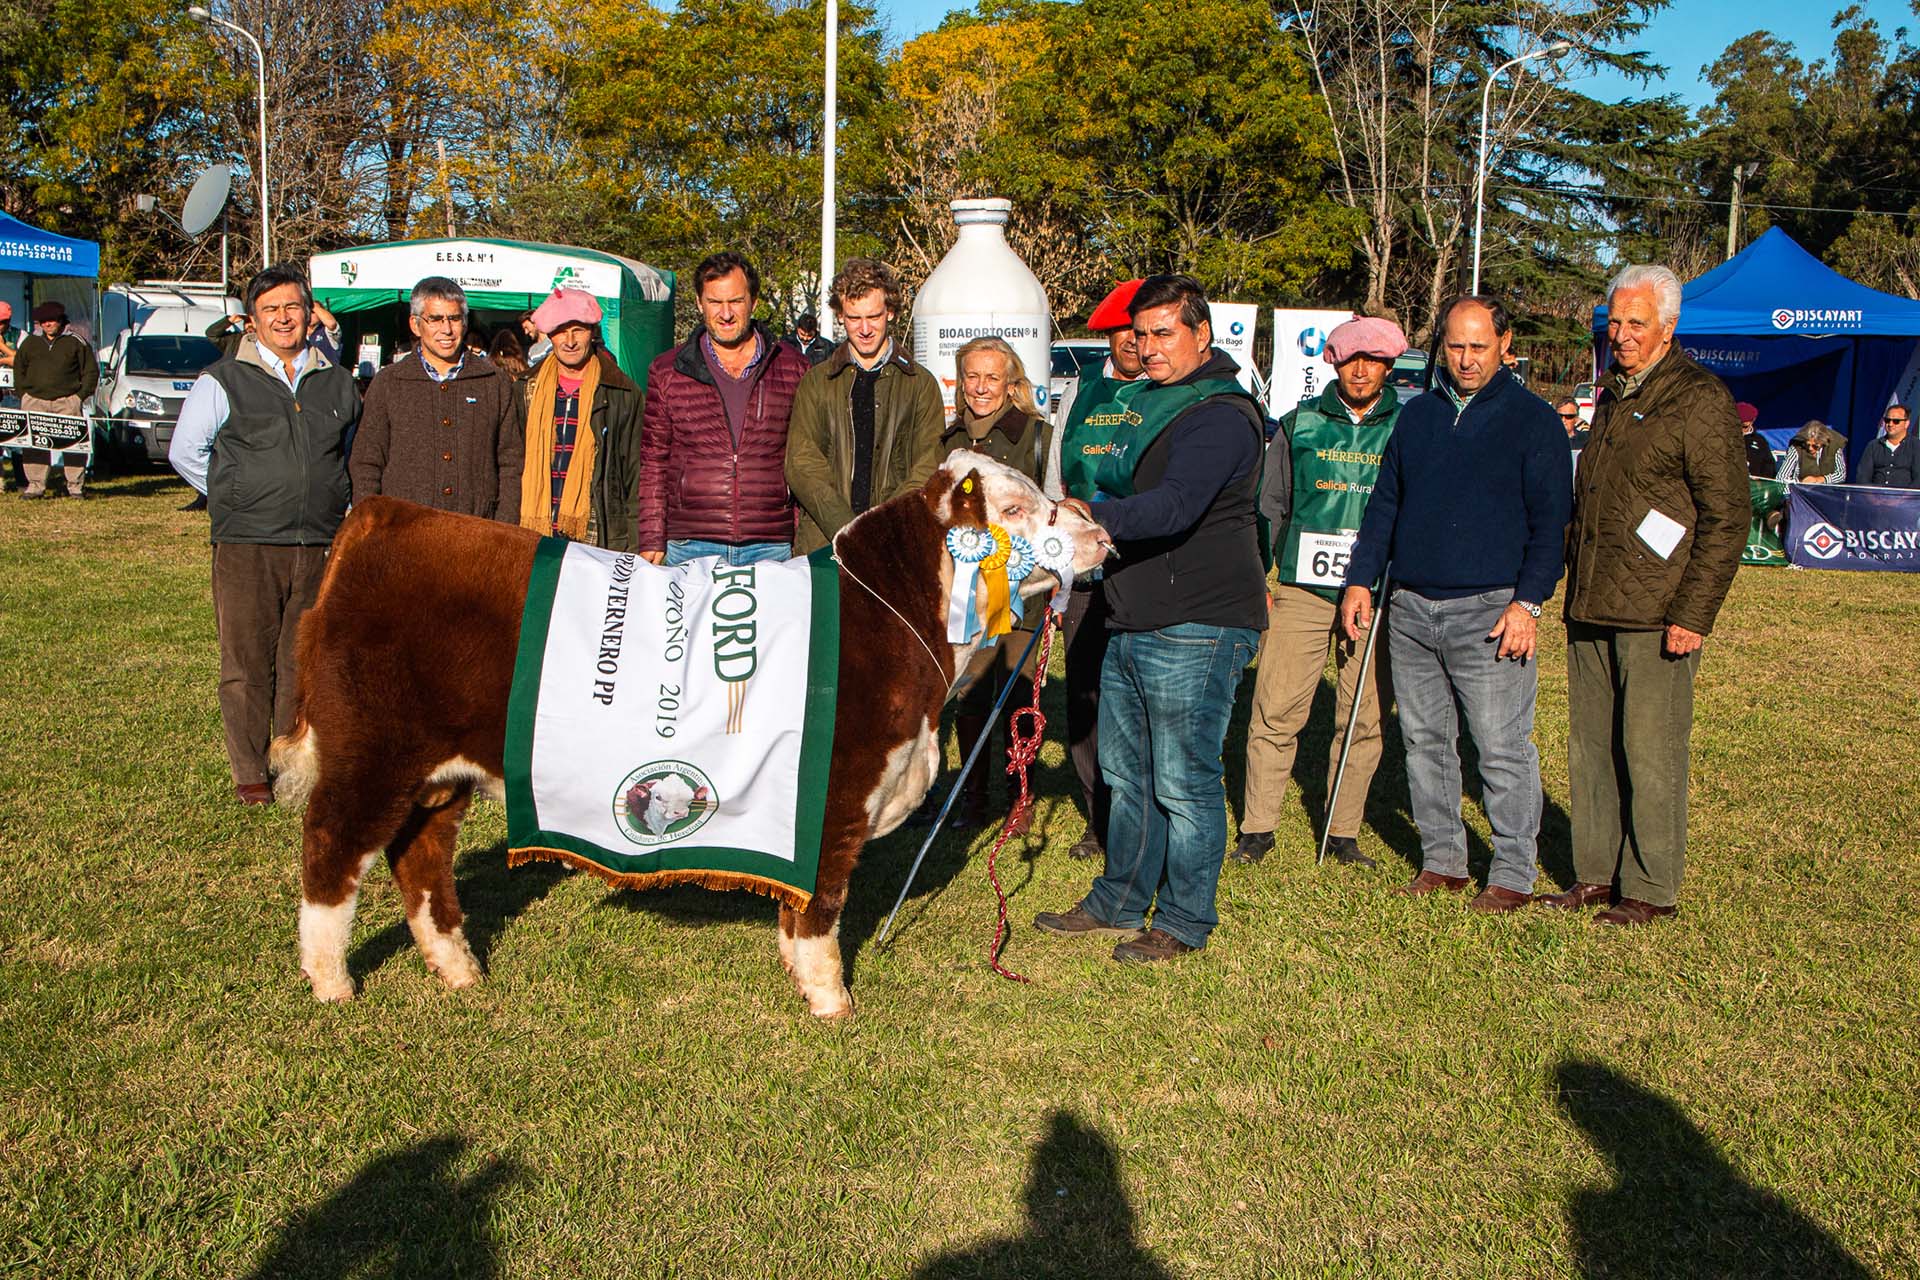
665, 539, 790, 567
1386, 588, 1541, 893
1082, 622, 1258, 949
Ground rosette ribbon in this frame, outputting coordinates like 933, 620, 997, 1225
1031, 527, 1077, 613
979, 524, 1016, 638
1004, 534, 1035, 623
945, 525, 993, 643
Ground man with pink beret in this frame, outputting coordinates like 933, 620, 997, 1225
516, 286, 644, 550
1235, 314, 1410, 869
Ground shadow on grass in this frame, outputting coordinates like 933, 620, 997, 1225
912, 1110, 1175, 1280
241, 1135, 521, 1279
348, 840, 568, 986
1555, 1059, 1869, 1279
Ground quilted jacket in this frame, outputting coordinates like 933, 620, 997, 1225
636, 324, 810, 550
1564, 347, 1749, 635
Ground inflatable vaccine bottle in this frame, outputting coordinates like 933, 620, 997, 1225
911, 197, 1052, 420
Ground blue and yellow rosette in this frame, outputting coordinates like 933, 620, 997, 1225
946, 525, 993, 643
979, 524, 1016, 638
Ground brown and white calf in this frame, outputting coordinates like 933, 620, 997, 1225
271, 452, 1110, 1017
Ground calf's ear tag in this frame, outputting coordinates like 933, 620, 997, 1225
962, 477, 974, 494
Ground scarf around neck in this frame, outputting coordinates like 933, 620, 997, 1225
521, 352, 602, 540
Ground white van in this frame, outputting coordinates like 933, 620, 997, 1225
94, 292, 235, 465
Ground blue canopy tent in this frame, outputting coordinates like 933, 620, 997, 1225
1592, 227, 1920, 473
0, 211, 102, 348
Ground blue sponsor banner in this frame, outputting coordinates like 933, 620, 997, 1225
1785, 482, 1920, 571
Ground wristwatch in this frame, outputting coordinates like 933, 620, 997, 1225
1515, 600, 1543, 618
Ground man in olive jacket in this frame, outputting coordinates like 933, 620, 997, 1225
785, 258, 944, 555
1545, 263, 1748, 927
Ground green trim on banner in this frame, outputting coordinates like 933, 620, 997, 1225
505, 536, 569, 841
793, 546, 843, 881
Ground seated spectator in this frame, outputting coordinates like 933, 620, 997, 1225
1855, 404, 1916, 488
1776, 420, 1846, 484
1736, 402, 1776, 478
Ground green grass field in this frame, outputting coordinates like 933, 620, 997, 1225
2, 474, 1916, 1278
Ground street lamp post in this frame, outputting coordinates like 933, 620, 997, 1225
1471, 40, 1572, 295
817, 0, 838, 327
188, 5, 270, 269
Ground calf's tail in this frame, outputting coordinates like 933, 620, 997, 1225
269, 719, 319, 809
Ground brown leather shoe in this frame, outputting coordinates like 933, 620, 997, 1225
1112, 928, 1198, 964
235, 782, 274, 805
1535, 882, 1613, 911
1033, 904, 1141, 939
1469, 885, 1532, 913
1594, 898, 1678, 927
1391, 870, 1471, 897
1066, 833, 1104, 861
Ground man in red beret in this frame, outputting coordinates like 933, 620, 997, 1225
1235, 315, 1409, 869
1048, 279, 1149, 862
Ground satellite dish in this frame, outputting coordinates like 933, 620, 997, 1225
181, 165, 232, 237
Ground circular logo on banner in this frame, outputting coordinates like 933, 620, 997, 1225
1230, 320, 1247, 337
1771, 308, 1795, 331
1297, 327, 1329, 357
1800, 521, 1845, 560
613, 761, 718, 845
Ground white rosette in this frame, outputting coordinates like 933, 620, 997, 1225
1031, 527, 1077, 612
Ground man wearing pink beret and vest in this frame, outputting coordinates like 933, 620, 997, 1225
517, 287, 644, 550
1235, 316, 1409, 869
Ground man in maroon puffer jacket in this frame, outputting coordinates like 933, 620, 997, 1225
638, 252, 811, 566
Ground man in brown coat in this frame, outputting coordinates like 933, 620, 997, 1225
784, 258, 945, 555
1544, 263, 1748, 927
349, 277, 522, 521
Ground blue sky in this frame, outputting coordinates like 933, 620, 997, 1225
876, 0, 1917, 109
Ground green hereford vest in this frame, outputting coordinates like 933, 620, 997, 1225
1275, 401, 1397, 600
1089, 375, 1254, 499
1058, 372, 1132, 500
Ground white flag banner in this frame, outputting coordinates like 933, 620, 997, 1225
1208, 302, 1260, 395
1267, 308, 1356, 420
506, 541, 841, 909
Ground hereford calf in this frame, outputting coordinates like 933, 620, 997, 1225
272, 452, 1110, 1017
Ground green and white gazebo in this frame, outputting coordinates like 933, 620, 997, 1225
309, 237, 676, 385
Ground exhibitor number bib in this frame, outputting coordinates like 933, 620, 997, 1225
1292, 529, 1358, 589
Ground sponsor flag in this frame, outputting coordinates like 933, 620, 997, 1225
1745, 479, 1789, 565
1208, 302, 1260, 395
1784, 482, 1920, 572
0, 407, 91, 456
505, 540, 841, 908
1267, 309, 1356, 420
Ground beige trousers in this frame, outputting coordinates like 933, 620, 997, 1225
1241, 583, 1391, 838
19, 393, 86, 495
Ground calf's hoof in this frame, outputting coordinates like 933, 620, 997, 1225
305, 969, 355, 1003
808, 989, 854, 1020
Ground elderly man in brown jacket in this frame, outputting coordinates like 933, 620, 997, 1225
349, 277, 522, 521
1544, 263, 1748, 927
785, 258, 945, 555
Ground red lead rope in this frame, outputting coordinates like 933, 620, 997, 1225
985, 606, 1058, 982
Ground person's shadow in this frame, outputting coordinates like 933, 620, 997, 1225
912, 1110, 1177, 1279
240, 1135, 521, 1278
1555, 1059, 1869, 1278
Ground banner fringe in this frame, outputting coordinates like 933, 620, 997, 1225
506, 844, 813, 912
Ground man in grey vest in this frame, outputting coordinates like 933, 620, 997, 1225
170, 266, 361, 804
1236, 316, 1408, 870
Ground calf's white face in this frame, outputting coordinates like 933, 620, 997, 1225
628, 774, 708, 835
939, 450, 1112, 584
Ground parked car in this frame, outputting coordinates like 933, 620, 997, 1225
1047, 339, 1110, 424
1572, 382, 1596, 424
95, 328, 226, 467
1388, 349, 1429, 404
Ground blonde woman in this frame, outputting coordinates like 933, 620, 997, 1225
939, 336, 1055, 830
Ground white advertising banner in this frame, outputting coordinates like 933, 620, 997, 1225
1208, 302, 1260, 395
912, 311, 1053, 418
1268, 308, 1356, 420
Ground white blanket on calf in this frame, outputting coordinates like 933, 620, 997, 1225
505, 539, 840, 909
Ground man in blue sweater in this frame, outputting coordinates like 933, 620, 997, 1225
1034, 274, 1267, 962
1337, 295, 1572, 911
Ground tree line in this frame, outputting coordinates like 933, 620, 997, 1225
4, 0, 1918, 368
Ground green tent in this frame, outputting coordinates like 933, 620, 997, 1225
308, 237, 676, 387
